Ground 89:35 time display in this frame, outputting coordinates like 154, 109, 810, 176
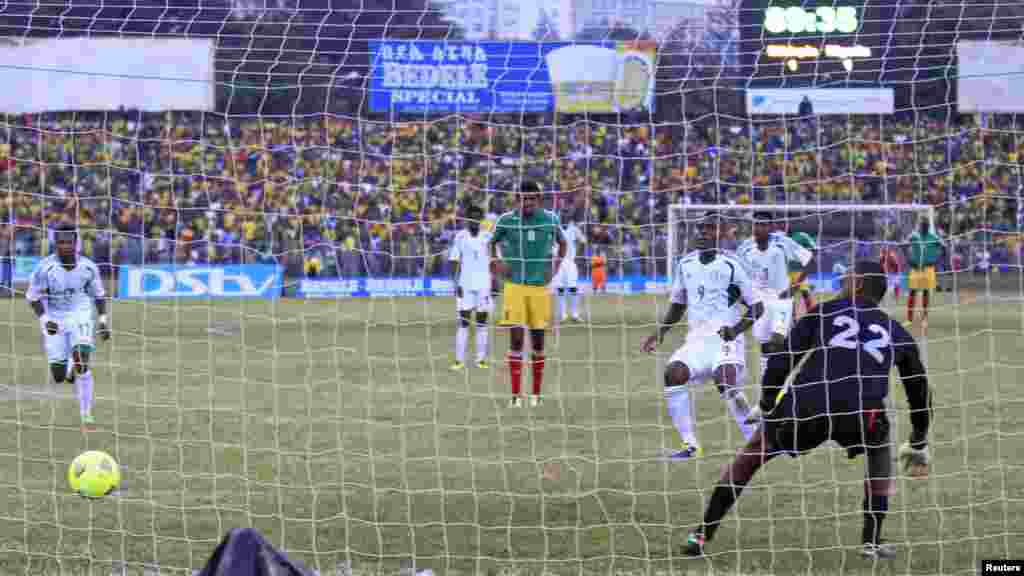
764, 5, 859, 34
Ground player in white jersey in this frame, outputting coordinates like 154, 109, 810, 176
448, 205, 493, 370
642, 212, 764, 459
771, 223, 817, 314
26, 224, 109, 428
737, 211, 814, 387
553, 217, 585, 322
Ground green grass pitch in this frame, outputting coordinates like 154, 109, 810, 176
0, 291, 1021, 575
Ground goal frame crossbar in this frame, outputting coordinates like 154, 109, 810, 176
666, 203, 937, 287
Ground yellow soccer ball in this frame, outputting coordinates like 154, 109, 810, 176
68, 451, 120, 498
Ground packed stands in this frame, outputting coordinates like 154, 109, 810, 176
2, 112, 1021, 281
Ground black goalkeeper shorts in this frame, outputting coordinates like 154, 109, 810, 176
765, 395, 890, 459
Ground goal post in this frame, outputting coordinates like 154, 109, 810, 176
667, 203, 938, 290
3, 1, 1024, 572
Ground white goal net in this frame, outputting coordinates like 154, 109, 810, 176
0, 0, 1023, 574
667, 203, 937, 289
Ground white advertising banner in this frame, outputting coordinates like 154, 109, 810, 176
958, 41, 1024, 112
746, 88, 894, 115
0, 37, 215, 113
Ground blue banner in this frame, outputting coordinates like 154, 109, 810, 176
14, 256, 39, 282
368, 40, 657, 114
298, 273, 909, 299
119, 265, 282, 299
299, 277, 456, 298
299, 276, 663, 298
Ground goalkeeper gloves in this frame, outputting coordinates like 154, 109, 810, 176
744, 405, 763, 426
898, 441, 929, 478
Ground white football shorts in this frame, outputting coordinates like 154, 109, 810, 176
668, 328, 745, 382
456, 288, 493, 313
752, 297, 794, 343
553, 260, 579, 289
42, 312, 95, 364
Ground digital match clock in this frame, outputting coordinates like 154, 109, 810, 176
764, 5, 859, 35
741, 0, 894, 90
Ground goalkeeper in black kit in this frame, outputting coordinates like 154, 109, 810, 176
685, 261, 932, 559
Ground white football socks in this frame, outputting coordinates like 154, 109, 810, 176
77, 370, 94, 417
455, 325, 468, 363
571, 292, 580, 317
475, 323, 488, 363
722, 385, 757, 441
665, 385, 698, 447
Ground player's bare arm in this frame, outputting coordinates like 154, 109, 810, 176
489, 234, 507, 275
642, 301, 685, 353
27, 265, 58, 335
783, 254, 815, 299
895, 333, 932, 477
30, 299, 59, 335
449, 255, 462, 298
756, 311, 816, 414
720, 301, 763, 342
96, 295, 110, 341
550, 232, 567, 283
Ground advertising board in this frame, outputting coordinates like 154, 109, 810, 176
369, 40, 656, 114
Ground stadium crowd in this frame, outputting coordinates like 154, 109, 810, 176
1, 110, 1022, 281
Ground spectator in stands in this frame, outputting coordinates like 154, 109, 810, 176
0, 110, 1019, 285
974, 246, 991, 275
798, 96, 814, 118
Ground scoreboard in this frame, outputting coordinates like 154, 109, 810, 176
740, 1, 899, 88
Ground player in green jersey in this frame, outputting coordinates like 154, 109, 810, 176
491, 181, 567, 407
788, 230, 818, 311
772, 219, 818, 315
905, 220, 944, 326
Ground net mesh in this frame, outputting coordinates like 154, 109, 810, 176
667, 203, 936, 283
0, 0, 1022, 574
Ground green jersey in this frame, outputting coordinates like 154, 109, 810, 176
791, 231, 816, 251
907, 230, 943, 268
492, 209, 562, 286
788, 232, 816, 272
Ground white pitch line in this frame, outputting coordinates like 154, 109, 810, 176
0, 383, 73, 402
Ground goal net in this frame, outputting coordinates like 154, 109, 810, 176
1, 0, 1023, 574
667, 203, 937, 294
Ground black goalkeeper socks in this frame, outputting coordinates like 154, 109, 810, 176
702, 483, 746, 541
862, 495, 888, 545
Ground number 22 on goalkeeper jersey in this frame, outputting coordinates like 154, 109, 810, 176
766, 298, 923, 416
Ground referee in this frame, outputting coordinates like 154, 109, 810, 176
684, 261, 932, 559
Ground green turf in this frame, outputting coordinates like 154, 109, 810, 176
0, 291, 1021, 575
